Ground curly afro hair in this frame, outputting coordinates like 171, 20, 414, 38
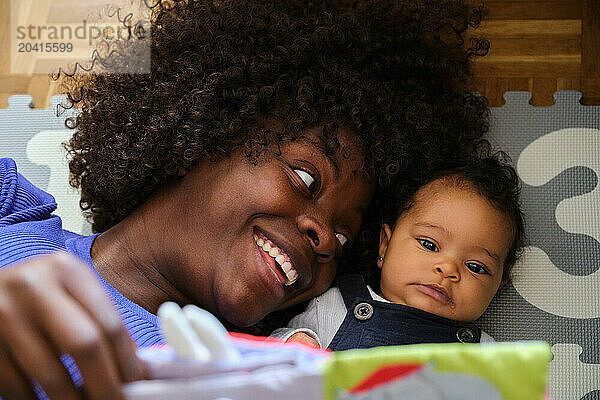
58, 0, 490, 332
60, 0, 489, 233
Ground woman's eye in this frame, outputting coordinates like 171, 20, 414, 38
294, 169, 315, 191
466, 262, 488, 275
335, 232, 349, 247
418, 239, 438, 252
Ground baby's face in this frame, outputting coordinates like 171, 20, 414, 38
378, 180, 513, 322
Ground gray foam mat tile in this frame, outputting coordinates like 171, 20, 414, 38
479, 91, 600, 400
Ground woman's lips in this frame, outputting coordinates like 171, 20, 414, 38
252, 242, 285, 300
414, 284, 452, 304
253, 229, 298, 285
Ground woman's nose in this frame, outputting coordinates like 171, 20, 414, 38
296, 214, 336, 262
434, 260, 460, 281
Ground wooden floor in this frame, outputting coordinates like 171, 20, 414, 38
0, 0, 598, 108
470, 0, 599, 106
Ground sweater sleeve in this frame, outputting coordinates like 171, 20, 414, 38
0, 158, 65, 268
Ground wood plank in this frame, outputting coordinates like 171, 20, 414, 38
483, 78, 511, 107
476, 20, 581, 37
506, 77, 530, 91
27, 74, 56, 109
483, 0, 582, 20
557, 78, 580, 91
581, 0, 600, 105
0, 94, 11, 109
0, 75, 33, 92
481, 77, 529, 107
530, 78, 558, 106
472, 55, 580, 77
479, 37, 581, 57
580, 79, 600, 105
0, 0, 10, 75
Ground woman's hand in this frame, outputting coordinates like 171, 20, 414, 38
0, 253, 145, 400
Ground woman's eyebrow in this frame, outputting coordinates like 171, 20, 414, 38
302, 138, 341, 179
320, 148, 340, 179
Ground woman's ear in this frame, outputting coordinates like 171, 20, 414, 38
378, 224, 393, 269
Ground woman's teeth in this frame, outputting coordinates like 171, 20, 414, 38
254, 233, 298, 285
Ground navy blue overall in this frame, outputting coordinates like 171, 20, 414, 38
327, 275, 481, 351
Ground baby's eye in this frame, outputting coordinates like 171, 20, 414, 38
335, 232, 349, 247
418, 239, 438, 252
466, 262, 488, 275
294, 169, 315, 191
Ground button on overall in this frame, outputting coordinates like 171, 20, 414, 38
456, 327, 476, 343
353, 302, 373, 320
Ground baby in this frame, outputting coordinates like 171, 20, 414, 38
272, 154, 525, 350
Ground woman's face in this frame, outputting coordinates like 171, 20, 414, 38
160, 126, 374, 326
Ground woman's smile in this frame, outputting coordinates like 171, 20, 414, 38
251, 233, 286, 300
254, 228, 298, 286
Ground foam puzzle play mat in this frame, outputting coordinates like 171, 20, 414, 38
1, 91, 599, 399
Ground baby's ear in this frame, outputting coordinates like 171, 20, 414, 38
378, 224, 393, 269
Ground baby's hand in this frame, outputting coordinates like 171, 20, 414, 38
286, 332, 320, 348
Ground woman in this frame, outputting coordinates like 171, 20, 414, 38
0, 0, 488, 398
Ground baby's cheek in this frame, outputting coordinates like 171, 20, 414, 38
475, 285, 499, 312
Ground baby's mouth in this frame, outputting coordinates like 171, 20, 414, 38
418, 284, 453, 305
254, 230, 298, 286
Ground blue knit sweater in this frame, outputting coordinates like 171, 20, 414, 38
0, 158, 163, 347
